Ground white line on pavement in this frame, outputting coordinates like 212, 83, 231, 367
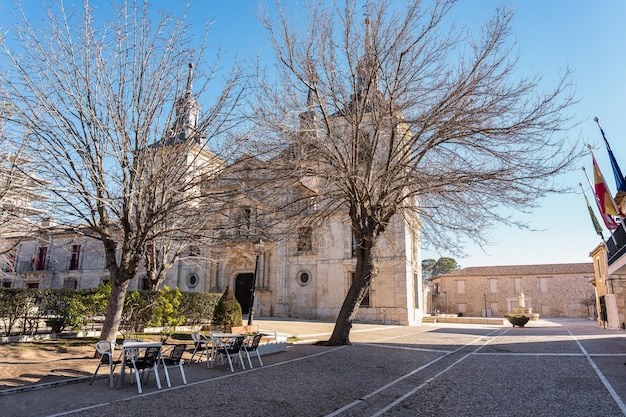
568, 328, 626, 416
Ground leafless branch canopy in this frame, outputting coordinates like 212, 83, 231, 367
255, 0, 581, 254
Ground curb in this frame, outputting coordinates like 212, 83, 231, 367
0, 375, 92, 397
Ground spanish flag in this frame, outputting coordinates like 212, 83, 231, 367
593, 154, 619, 230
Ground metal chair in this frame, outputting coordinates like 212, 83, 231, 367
215, 335, 246, 372
90, 340, 120, 388
243, 333, 264, 368
160, 343, 188, 386
127, 346, 162, 394
189, 332, 211, 365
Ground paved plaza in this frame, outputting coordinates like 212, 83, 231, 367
2, 318, 626, 416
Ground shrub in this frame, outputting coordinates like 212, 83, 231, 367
211, 286, 242, 331
179, 291, 221, 325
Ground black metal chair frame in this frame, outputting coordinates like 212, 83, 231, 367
127, 346, 162, 394
243, 333, 264, 368
215, 336, 246, 372
160, 343, 188, 386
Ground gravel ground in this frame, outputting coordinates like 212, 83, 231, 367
2, 318, 626, 417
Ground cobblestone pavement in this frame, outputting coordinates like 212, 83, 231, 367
2, 318, 626, 417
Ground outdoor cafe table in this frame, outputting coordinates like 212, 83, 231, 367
116, 341, 164, 390
208, 333, 243, 368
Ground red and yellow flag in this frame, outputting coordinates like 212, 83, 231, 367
593, 154, 619, 230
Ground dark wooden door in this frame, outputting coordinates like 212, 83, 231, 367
235, 273, 254, 314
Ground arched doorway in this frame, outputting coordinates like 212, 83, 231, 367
235, 273, 254, 314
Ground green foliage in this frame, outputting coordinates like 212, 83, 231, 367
0, 289, 37, 336
120, 290, 157, 338
179, 291, 221, 325
212, 286, 242, 331
150, 286, 184, 341
42, 289, 88, 332
422, 257, 460, 280
0, 286, 219, 337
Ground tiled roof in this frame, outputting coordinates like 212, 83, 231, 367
431, 263, 594, 279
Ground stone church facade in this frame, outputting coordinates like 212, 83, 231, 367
1, 55, 425, 325
1, 207, 424, 325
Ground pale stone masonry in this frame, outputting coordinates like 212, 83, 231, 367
429, 263, 596, 318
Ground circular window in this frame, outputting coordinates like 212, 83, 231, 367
187, 274, 198, 288
297, 271, 311, 286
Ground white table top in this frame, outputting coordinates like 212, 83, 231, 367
210, 333, 243, 338
121, 341, 162, 349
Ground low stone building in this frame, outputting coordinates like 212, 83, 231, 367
429, 263, 596, 318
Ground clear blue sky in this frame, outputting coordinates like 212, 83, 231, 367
7, 1, 626, 267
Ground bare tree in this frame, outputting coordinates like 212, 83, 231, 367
0, 1, 246, 341
0, 96, 46, 276
256, 0, 580, 344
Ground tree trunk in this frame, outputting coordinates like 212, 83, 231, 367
327, 232, 375, 345
99, 279, 130, 342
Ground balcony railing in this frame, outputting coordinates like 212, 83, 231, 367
606, 224, 626, 266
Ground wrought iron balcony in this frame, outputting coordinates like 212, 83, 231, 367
606, 224, 626, 266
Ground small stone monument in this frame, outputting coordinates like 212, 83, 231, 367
513, 290, 534, 316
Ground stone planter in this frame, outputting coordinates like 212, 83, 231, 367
505, 315, 530, 327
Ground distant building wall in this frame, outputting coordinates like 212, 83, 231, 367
430, 263, 595, 318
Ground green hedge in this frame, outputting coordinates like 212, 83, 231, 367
0, 286, 221, 337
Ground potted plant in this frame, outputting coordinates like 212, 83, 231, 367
504, 314, 529, 327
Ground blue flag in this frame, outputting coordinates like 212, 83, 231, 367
595, 117, 626, 192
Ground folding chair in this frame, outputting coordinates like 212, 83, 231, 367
243, 333, 264, 368
160, 343, 188, 386
90, 340, 121, 388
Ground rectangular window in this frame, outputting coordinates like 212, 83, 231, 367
490, 302, 498, 315
35, 247, 47, 270
513, 277, 522, 294
141, 278, 151, 291
538, 277, 549, 293
456, 280, 465, 294
243, 208, 252, 230
2, 281, 11, 288
351, 272, 370, 307
489, 278, 497, 293
63, 279, 77, 290
413, 272, 419, 309
296, 227, 313, 253
69, 245, 81, 270
351, 235, 357, 258
27, 282, 39, 289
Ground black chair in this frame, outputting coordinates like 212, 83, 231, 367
127, 346, 162, 394
215, 336, 246, 372
243, 333, 264, 368
160, 343, 188, 386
